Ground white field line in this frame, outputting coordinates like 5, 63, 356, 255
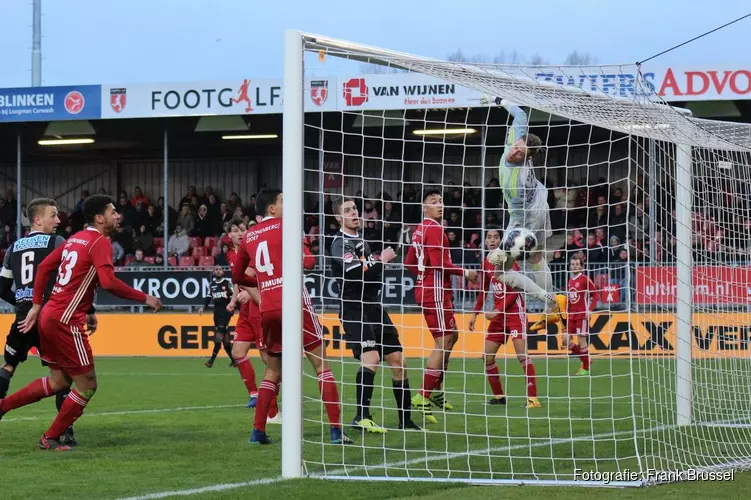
112, 424, 673, 499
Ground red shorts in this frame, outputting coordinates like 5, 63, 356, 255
418, 293, 457, 339
486, 313, 525, 345
261, 308, 323, 355
38, 309, 93, 377
567, 316, 589, 336
234, 303, 260, 344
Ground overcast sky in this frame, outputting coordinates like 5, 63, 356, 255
0, 0, 749, 88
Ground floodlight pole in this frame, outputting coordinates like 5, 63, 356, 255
32, 0, 42, 87
16, 136, 22, 240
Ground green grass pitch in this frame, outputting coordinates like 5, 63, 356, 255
1, 356, 749, 499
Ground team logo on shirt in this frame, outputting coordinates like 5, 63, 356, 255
568, 287, 581, 304
343, 252, 354, 264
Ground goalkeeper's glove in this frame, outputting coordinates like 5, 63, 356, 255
486, 248, 508, 267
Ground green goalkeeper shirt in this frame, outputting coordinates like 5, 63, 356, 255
499, 104, 547, 219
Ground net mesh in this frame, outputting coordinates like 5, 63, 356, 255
294, 34, 751, 485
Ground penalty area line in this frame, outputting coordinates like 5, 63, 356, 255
114, 477, 283, 500
1, 404, 243, 423
110, 425, 671, 499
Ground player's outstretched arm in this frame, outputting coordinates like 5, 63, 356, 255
230, 246, 258, 288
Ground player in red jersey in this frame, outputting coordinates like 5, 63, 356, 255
232, 188, 351, 445
566, 256, 598, 376
0, 195, 162, 450
404, 188, 478, 423
224, 217, 260, 408
469, 229, 540, 408
226, 216, 281, 422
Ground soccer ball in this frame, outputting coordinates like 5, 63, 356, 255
502, 228, 538, 261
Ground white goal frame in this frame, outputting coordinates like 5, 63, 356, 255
281, 28, 751, 484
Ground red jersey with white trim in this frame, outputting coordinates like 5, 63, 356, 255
227, 247, 258, 318
238, 217, 284, 313
405, 218, 463, 300
45, 227, 112, 326
567, 272, 597, 320
474, 259, 524, 314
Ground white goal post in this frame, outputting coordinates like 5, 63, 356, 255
282, 29, 751, 485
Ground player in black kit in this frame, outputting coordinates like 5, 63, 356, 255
200, 266, 235, 368
0, 198, 93, 445
329, 196, 419, 433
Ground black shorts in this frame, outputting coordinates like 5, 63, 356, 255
4, 321, 42, 368
214, 313, 232, 335
340, 304, 402, 361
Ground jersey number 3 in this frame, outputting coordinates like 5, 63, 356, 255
255, 241, 275, 277
57, 250, 79, 286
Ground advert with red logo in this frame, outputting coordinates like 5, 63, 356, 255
636, 266, 751, 305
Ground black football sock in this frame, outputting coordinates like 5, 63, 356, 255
221, 335, 233, 359
392, 378, 412, 426
210, 341, 222, 363
56, 388, 74, 432
0, 368, 13, 399
356, 367, 376, 421
56, 388, 70, 411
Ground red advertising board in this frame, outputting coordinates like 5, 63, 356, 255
636, 266, 751, 305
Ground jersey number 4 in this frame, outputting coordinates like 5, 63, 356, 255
255, 241, 275, 277
57, 250, 79, 286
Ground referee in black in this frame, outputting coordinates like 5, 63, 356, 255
329, 196, 419, 432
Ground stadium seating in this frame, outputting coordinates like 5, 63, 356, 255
192, 246, 207, 258
153, 237, 164, 248
210, 246, 221, 257
124, 255, 134, 266
179, 256, 195, 267
199, 256, 215, 267
168, 257, 178, 266
204, 236, 218, 248
144, 256, 155, 264
189, 237, 202, 249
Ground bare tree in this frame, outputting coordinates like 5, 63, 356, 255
563, 50, 597, 65
528, 53, 549, 65
447, 49, 468, 62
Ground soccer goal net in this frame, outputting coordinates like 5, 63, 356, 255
281, 30, 751, 485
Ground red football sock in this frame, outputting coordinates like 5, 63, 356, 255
0, 377, 54, 413
521, 357, 537, 398
580, 347, 591, 370
485, 363, 505, 398
317, 370, 341, 427
268, 384, 280, 419
419, 369, 442, 399
569, 343, 580, 355
45, 390, 88, 439
236, 358, 258, 397
254, 379, 277, 433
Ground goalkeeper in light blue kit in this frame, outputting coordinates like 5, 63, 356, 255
487, 99, 566, 332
